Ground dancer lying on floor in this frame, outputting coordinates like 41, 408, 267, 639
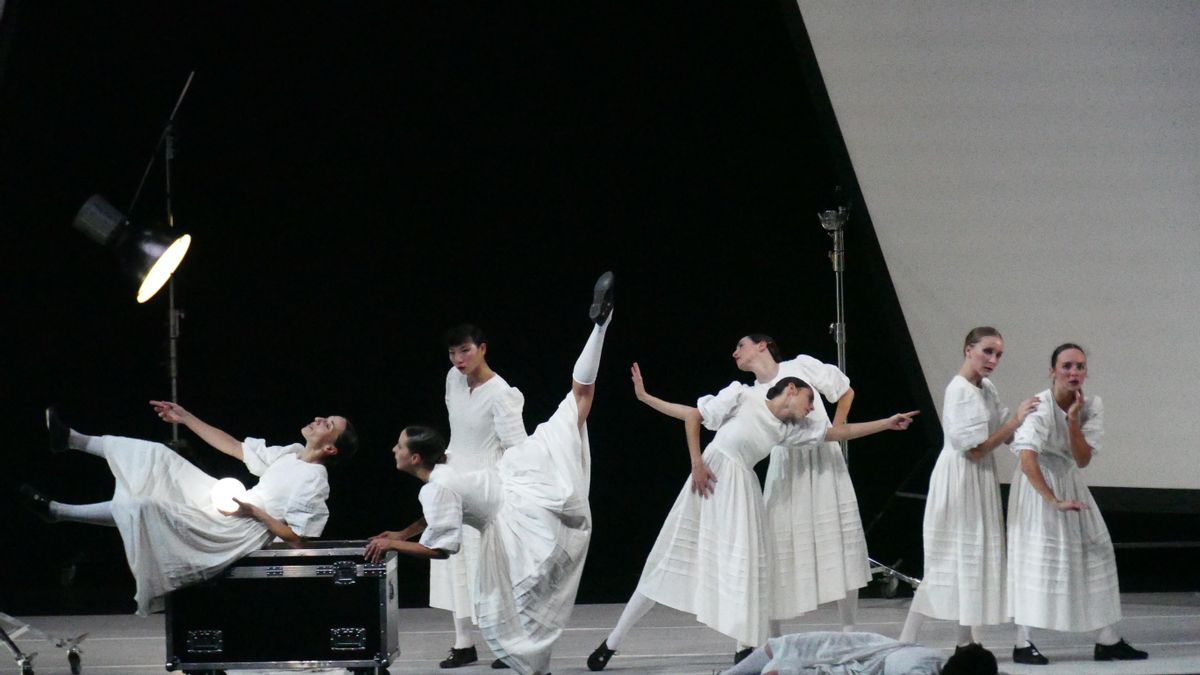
720, 631, 997, 675
21, 402, 357, 615
366, 271, 614, 675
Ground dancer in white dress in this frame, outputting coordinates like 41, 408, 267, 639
729, 335, 868, 630
374, 324, 527, 669
366, 271, 613, 675
1007, 343, 1147, 665
587, 366, 918, 671
899, 327, 1038, 647
20, 402, 356, 615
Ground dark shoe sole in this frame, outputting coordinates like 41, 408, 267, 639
588, 271, 614, 325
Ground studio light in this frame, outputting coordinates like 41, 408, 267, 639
72, 194, 192, 303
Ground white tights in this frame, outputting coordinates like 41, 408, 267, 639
1015, 623, 1120, 648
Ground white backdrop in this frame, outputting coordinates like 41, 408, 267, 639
797, 1, 1200, 488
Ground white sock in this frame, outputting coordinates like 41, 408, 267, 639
606, 589, 654, 650
452, 616, 474, 649
50, 501, 116, 527
1016, 624, 1032, 648
571, 316, 610, 386
956, 624, 975, 647
70, 431, 105, 457
899, 609, 925, 643
1096, 625, 1119, 646
838, 589, 858, 631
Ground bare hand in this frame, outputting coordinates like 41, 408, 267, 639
1053, 498, 1088, 512
1014, 396, 1040, 424
219, 497, 258, 519
886, 411, 920, 430
364, 537, 394, 563
631, 362, 648, 401
371, 530, 399, 541
1066, 390, 1084, 424
690, 462, 718, 498
150, 400, 192, 424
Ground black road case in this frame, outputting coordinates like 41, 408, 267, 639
165, 540, 399, 674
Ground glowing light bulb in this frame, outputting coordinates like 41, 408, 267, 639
211, 477, 247, 513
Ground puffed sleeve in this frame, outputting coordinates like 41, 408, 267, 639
944, 381, 990, 453
696, 381, 746, 431
492, 385, 529, 449
1081, 395, 1104, 455
283, 467, 330, 538
782, 418, 829, 448
1011, 395, 1053, 455
241, 438, 303, 476
444, 367, 456, 411
418, 482, 463, 554
788, 355, 850, 403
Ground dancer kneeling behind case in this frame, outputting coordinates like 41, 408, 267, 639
21, 402, 357, 615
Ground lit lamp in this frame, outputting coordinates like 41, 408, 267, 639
72, 194, 192, 303
210, 477, 247, 513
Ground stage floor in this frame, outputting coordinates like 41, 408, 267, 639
4, 593, 1199, 674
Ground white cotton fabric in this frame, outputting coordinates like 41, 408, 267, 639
755, 356, 869, 619
421, 393, 590, 675
430, 368, 527, 620
1007, 391, 1119, 632
634, 383, 826, 646
104, 435, 329, 615
911, 376, 1010, 625
758, 632, 943, 675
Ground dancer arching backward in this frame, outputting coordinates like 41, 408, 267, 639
366, 272, 614, 675
1007, 343, 1147, 665
729, 335, 866, 630
899, 327, 1039, 647
372, 324, 527, 669
588, 367, 917, 671
19, 403, 357, 615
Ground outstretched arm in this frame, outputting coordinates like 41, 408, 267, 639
824, 410, 920, 442
150, 400, 244, 461
831, 387, 854, 426
364, 537, 447, 562
370, 517, 427, 542
632, 363, 716, 497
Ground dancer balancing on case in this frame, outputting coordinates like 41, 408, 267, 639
19, 403, 357, 615
366, 271, 614, 675
727, 335, 867, 633
373, 324, 528, 669
899, 327, 1039, 648
1006, 343, 1147, 665
587, 364, 918, 671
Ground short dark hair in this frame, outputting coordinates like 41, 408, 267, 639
1051, 342, 1086, 368
746, 333, 782, 363
325, 419, 358, 467
445, 324, 487, 348
766, 376, 811, 400
963, 326, 1002, 355
403, 425, 447, 469
941, 642, 997, 675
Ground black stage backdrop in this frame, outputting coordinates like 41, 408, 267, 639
3, 2, 946, 614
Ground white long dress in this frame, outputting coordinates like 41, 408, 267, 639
430, 367, 527, 620
1007, 392, 1120, 631
758, 356, 870, 619
910, 375, 1009, 625
102, 435, 330, 615
753, 632, 943, 675
632, 383, 826, 647
419, 393, 589, 675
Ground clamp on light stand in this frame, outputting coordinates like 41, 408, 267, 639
817, 201, 850, 461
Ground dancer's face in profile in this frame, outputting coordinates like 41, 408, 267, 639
392, 430, 418, 474
1050, 348, 1088, 393
964, 335, 1004, 381
782, 385, 815, 422
731, 336, 766, 371
301, 416, 348, 449
448, 340, 487, 375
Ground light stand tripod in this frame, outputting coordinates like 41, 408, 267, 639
817, 198, 920, 598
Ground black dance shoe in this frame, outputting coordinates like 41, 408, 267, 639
589, 271, 614, 325
439, 645, 478, 668
491, 658, 510, 668
734, 647, 754, 664
19, 484, 55, 523
587, 639, 616, 671
46, 406, 69, 454
1013, 641, 1049, 665
1095, 638, 1148, 661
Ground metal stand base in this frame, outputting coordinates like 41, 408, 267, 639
868, 557, 921, 599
